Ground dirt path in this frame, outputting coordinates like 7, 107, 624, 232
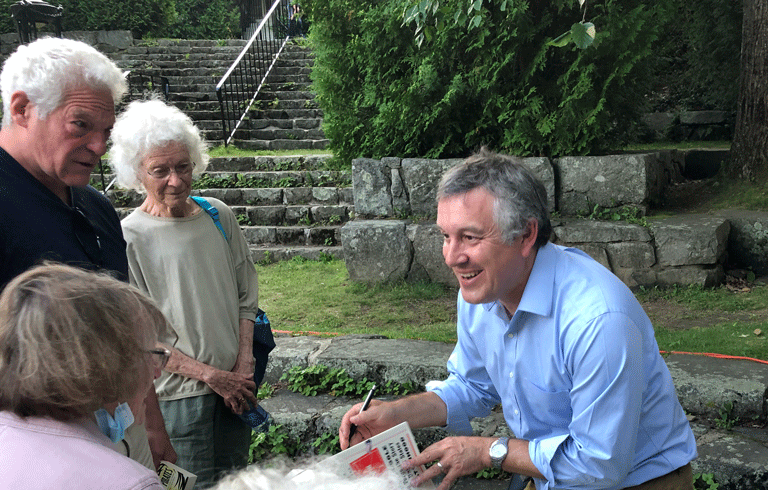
641, 297, 768, 331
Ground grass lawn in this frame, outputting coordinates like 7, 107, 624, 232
258, 258, 768, 361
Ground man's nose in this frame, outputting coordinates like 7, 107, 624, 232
87, 131, 108, 157
443, 240, 466, 266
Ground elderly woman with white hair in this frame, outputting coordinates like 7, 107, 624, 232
0, 263, 168, 489
111, 99, 261, 488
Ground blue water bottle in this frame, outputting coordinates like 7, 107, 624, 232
239, 402, 271, 433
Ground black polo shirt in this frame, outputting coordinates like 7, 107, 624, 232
0, 147, 128, 290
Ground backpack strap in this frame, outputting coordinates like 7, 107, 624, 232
191, 196, 229, 242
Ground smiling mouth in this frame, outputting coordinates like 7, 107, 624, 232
459, 271, 480, 280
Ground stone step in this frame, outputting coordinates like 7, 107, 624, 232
255, 89, 316, 101
204, 154, 334, 172
105, 186, 351, 209
241, 225, 342, 246
230, 204, 352, 226
196, 118, 324, 134
225, 127, 326, 140
193, 170, 349, 188
198, 187, 351, 206
230, 138, 330, 151
249, 244, 343, 264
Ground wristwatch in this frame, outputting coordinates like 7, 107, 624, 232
489, 436, 510, 469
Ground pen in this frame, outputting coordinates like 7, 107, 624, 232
348, 384, 377, 444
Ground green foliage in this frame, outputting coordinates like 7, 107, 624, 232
249, 423, 300, 463
165, 0, 239, 39
582, 204, 648, 227
0, 0, 241, 39
310, 432, 341, 455
280, 364, 419, 397
304, 0, 672, 161
3, 0, 178, 39
651, 2, 741, 112
714, 401, 739, 430
474, 467, 509, 480
257, 382, 275, 399
693, 472, 720, 490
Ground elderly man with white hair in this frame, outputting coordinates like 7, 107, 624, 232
0, 37, 176, 470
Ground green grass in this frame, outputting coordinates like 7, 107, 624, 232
622, 140, 731, 151
257, 258, 457, 342
706, 178, 768, 211
637, 284, 768, 360
258, 258, 768, 361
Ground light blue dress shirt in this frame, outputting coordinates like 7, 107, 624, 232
429, 243, 697, 490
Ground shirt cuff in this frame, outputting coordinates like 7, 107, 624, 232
427, 379, 474, 435
529, 433, 569, 484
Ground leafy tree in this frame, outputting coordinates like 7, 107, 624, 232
0, 0, 176, 38
59, 0, 175, 38
166, 0, 240, 39
304, 0, 672, 162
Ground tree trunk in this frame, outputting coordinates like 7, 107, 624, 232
729, 0, 768, 180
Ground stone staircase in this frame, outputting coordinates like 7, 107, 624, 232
102, 38, 336, 262
111, 38, 327, 149
100, 155, 351, 263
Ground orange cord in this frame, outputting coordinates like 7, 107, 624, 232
273, 330, 768, 365
660, 350, 768, 365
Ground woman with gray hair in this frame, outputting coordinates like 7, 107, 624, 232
0, 263, 168, 489
111, 99, 262, 488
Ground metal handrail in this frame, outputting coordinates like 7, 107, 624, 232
216, 0, 291, 146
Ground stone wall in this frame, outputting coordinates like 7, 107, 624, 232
342, 152, 746, 289
642, 111, 734, 142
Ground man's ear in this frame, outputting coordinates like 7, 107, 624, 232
8, 91, 31, 128
520, 219, 539, 257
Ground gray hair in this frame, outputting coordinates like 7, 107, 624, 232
212, 462, 411, 490
437, 147, 551, 248
0, 37, 127, 127
109, 98, 209, 190
0, 263, 169, 421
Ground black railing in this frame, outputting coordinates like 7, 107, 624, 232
100, 71, 171, 194
123, 70, 170, 103
216, 0, 291, 146
9, 0, 62, 44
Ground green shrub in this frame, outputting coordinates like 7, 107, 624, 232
304, 0, 673, 160
166, 0, 239, 40
50, 0, 175, 39
0, 0, 239, 39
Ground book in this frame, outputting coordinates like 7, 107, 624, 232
157, 460, 197, 490
290, 422, 436, 489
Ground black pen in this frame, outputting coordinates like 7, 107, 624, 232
348, 384, 377, 444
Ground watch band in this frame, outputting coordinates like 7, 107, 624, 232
490, 436, 510, 469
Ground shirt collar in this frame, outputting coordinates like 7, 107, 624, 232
482, 242, 556, 319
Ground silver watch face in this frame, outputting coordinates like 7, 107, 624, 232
490, 441, 507, 459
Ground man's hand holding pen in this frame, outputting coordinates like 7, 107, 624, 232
347, 384, 377, 444
340, 385, 402, 450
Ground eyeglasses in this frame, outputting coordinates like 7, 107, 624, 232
145, 162, 195, 180
73, 206, 103, 266
146, 348, 171, 369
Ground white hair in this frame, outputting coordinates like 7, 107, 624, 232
109, 98, 209, 191
0, 37, 127, 127
212, 463, 413, 490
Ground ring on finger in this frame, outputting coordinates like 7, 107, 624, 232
436, 461, 445, 473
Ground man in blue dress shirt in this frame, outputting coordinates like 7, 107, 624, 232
340, 148, 697, 490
